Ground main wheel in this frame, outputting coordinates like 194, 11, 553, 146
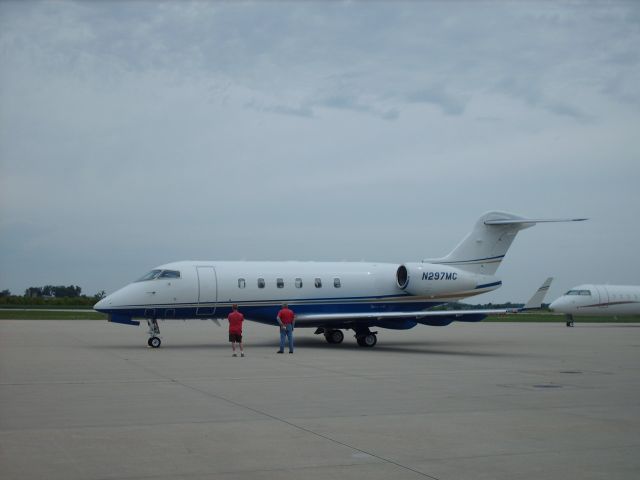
357, 333, 377, 348
149, 336, 161, 348
325, 329, 344, 344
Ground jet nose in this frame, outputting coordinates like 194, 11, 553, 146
94, 296, 109, 313
548, 298, 565, 313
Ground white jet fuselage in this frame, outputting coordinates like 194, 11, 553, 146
95, 260, 500, 328
549, 284, 640, 316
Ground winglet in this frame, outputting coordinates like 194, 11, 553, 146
522, 277, 554, 311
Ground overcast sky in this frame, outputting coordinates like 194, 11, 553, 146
1, 0, 639, 304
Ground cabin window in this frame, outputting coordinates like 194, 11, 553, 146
295, 278, 303, 288
334, 277, 341, 288
238, 278, 246, 289
159, 270, 181, 279
315, 278, 322, 288
277, 278, 284, 288
257, 278, 265, 289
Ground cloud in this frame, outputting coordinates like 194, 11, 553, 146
314, 94, 399, 121
244, 99, 314, 118
405, 86, 467, 116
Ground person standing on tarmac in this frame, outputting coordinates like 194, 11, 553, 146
276, 303, 295, 354
228, 304, 244, 357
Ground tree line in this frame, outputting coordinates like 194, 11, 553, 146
0, 285, 106, 307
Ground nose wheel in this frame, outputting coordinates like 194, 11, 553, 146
147, 319, 162, 348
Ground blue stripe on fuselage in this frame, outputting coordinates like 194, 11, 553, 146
99, 299, 446, 326
475, 281, 502, 289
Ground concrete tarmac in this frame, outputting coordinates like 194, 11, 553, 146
1, 319, 639, 480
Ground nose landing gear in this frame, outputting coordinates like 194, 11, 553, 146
147, 318, 162, 348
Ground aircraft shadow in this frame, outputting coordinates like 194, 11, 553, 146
292, 338, 528, 357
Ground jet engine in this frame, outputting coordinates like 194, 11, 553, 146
396, 263, 478, 296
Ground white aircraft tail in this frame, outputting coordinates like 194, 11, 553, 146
523, 277, 553, 310
424, 211, 586, 275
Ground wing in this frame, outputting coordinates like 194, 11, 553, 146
294, 308, 518, 327
295, 277, 553, 327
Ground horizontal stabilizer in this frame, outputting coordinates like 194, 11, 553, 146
485, 218, 587, 225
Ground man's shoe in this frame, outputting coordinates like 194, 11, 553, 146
289, 351, 293, 354
277, 350, 284, 354
241, 352, 245, 357
232, 353, 237, 357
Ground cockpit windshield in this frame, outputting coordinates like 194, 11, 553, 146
565, 289, 592, 296
158, 270, 181, 279
136, 269, 181, 282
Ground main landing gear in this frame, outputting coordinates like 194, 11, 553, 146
355, 327, 378, 348
147, 318, 162, 348
315, 327, 378, 347
324, 329, 344, 344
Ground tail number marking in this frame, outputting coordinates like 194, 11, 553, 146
422, 272, 458, 281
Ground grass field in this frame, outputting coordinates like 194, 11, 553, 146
0, 304, 96, 310
0, 310, 106, 320
1, 310, 638, 322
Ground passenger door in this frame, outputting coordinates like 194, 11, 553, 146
196, 266, 217, 316
596, 285, 609, 309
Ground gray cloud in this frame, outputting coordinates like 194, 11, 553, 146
245, 99, 314, 118
405, 86, 467, 116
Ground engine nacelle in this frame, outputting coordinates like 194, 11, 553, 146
396, 263, 479, 297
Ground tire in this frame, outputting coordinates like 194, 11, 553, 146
149, 337, 161, 348
357, 334, 377, 347
325, 330, 344, 344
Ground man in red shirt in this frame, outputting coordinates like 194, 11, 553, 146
227, 304, 244, 357
276, 303, 295, 354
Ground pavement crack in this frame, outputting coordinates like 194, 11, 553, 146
107, 350, 442, 480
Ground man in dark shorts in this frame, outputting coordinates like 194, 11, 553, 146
228, 304, 244, 357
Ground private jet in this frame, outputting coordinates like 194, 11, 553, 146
549, 284, 640, 326
94, 211, 585, 347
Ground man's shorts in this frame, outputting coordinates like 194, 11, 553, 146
229, 333, 242, 342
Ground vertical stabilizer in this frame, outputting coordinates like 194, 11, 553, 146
523, 277, 554, 310
424, 211, 586, 275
